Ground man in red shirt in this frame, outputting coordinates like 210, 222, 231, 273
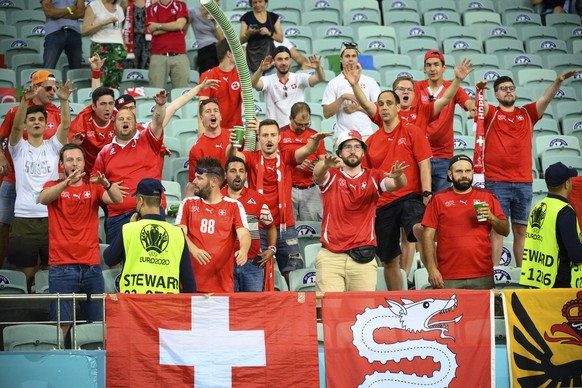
40, 143, 123, 335
570, 176, 582, 227
223, 156, 277, 292
92, 90, 168, 245
0, 70, 62, 268
477, 70, 577, 267
413, 50, 475, 193
146, 0, 190, 89
198, 38, 243, 132
176, 157, 251, 293
227, 119, 330, 281
313, 130, 408, 292
69, 86, 116, 175
422, 155, 509, 289
279, 102, 327, 222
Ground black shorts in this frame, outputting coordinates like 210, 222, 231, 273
7, 217, 49, 267
375, 193, 425, 262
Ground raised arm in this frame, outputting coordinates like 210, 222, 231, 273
9, 86, 37, 147
475, 80, 491, 116
295, 132, 332, 164
150, 90, 169, 139
434, 57, 474, 116
89, 53, 105, 91
90, 171, 123, 205
382, 161, 408, 192
164, 79, 219, 126
313, 154, 341, 185
342, 64, 377, 118
39, 169, 85, 205
305, 55, 325, 87
536, 70, 577, 119
251, 56, 273, 90
55, 80, 75, 145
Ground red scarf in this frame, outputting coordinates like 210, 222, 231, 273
122, 3, 135, 57
256, 153, 287, 233
473, 87, 485, 174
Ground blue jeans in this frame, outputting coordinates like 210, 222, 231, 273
43, 29, 83, 70
106, 211, 135, 245
431, 158, 451, 193
49, 265, 104, 323
260, 227, 304, 273
485, 181, 532, 224
234, 259, 264, 292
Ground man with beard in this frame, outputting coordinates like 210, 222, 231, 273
176, 157, 250, 293
92, 90, 168, 244
40, 143, 123, 332
421, 155, 508, 289
222, 156, 277, 292
313, 130, 408, 292
476, 70, 577, 267
251, 46, 325, 127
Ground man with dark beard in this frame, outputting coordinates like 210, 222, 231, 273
421, 155, 509, 290
476, 70, 577, 268
312, 130, 408, 292
176, 157, 251, 293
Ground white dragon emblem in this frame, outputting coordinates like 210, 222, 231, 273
351, 294, 463, 387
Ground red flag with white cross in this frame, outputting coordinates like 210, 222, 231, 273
106, 293, 318, 387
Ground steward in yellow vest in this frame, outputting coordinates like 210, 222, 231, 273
521, 162, 582, 288
104, 178, 196, 293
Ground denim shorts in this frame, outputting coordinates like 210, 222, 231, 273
0, 181, 16, 225
485, 181, 532, 225
49, 264, 104, 323
260, 227, 304, 273
431, 158, 451, 193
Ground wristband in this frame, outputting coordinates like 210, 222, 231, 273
67, 6, 73, 14
158, 24, 162, 31
267, 245, 277, 254
104, 182, 112, 190
91, 69, 102, 79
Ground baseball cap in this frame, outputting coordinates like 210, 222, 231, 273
424, 49, 445, 64
31, 70, 56, 85
115, 94, 136, 110
447, 155, 473, 181
132, 178, 165, 197
335, 130, 367, 156
340, 41, 358, 56
544, 162, 577, 187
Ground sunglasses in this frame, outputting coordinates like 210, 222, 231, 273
497, 85, 516, 92
42, 86, 55, 92
195, 167, 221, 176
429, 95, 436, 102
282, 84, 288, 98
342, 41, 358, 48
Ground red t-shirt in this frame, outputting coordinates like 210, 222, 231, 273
198, 67, 243, 130
176, 195, 247, 293
188, 130, 230, 181
243, 149, 298, 227
413, 80, 471, 158
319, 168, 386, 253
146, 0, 188, 55
363, 122, 432, 207
0, 102, 60, 184
422, 187, 506, 279
570, 176, 582, 227
483, 102, 539, 183
92, 128, 163, 216
70, 105, 116, 175
278, 125, 326, 188
222, 187, 274, 258
397, 102, 436, 134
44, 180, 105, 266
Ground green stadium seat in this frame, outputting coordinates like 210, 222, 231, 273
517, 68, 557, 88
502, 53, 544, 72
469, 68, 513, 85
373, 53, 413, 71
303, 243, 321, 269
304, 0, 342, 19
283, 25, 313, 48
313, 25, 354, 41
396, 25, 438, 44
503, 11, 542, 26
557, 25, 582, 52
0, 68, 16, 88
544, 13, 581, 28
453, 135, 475, 157
535, 134, 581, 161
533, 117, 561, 137
484, 38, 524, 54
12, 10, 45, 29
438, 25, 474, 41
3, 324, 64, 351
517, 25, 559, 41
442, 37, 483, 54
541, 155, 582, 175
463, 10, 501, 27
358, 38, 397, 55
382, 0, 419, 13
382, 69, 424, 85
65, 68, 92, 90
497, 1, 535, 14
423, 10, 462, 26
418, 0, 457, 14
526, 38, 568, 55
457, 0, 496, 14
33, 270, 49, 294
302, 9, 341, 27
474, 25, 519, 41
288, 268, 317, 292
19, 23, 45, 40
1, 38, 43, 70
103, 268, 121, 294
0, 24, 16, 40
71, 323, 105, 350
0, 269, 27, 294
543, 54, 582, 75
343, 8, 381, 27
400, 37, 438, 55
383, 10, 420, 28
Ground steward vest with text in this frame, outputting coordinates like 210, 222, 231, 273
521, 197, 582, 288
121, 219, 184, 294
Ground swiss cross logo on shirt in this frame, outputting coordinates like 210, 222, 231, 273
219, 209, 226, 216
61, 192, 70, 198
516, 115, 524, 121
108, 131, 114, 138
83, 191, 91, 199
191, 206, 199, 213
47, 122, 55, 129
87, 130, 95, 138
398, 138, 407, 145
232, 81, 240, 90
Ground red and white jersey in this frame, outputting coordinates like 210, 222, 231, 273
146, 0, 188, 55
413, 79, 471, 158
176, 195, 248, 293
70, 105, 116, 175
92, 127, 163, 216
222, 187, 274, 258
395, 102, 436, 134
0, 102, 60, 185
44, 180, 105, 266
279, 125, 326, 188
483, 102, 538, 183
198, 67, 243, 130
363, 122, 432, 207
422, 187, 506, 279
188, 130, 230, 182
319, 168, 386, 253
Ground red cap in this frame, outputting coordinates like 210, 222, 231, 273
424, 49, 445, 64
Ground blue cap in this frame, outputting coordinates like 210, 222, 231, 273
132, 178, 165, 196
545, 162, 577, 187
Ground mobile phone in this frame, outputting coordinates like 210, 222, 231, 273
250, 24, 259, 29
252, 256, 262, 267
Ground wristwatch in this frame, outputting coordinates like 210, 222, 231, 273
422, 191, 433, 198
267, 245, 277, 254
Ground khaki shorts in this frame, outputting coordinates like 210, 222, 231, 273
444, 275, 494, 290
315, 247, 377, 292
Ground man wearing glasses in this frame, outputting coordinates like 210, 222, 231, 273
251, 46, 325, 127
476, 70, 577, 268
0, 70, 62, 269
176, 157, 251, 293
322, 42, 381, 139
279, 102, 327, 222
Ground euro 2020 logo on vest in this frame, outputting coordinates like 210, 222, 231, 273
140, 224, 169, 255
529, 202, 547, 231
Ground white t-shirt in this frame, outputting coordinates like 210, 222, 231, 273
89, 0, 125, 44
9, 136, 63, 218
259, 72, 311, 127
321, 73, 381, 137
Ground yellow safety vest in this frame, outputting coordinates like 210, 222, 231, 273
120, 219, 185, 294
521, 197, 582, 288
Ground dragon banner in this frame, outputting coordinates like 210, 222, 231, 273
322, 290, 493, 387
503, 289, 582, 387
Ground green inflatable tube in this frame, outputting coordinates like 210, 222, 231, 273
201, 0, 256, 151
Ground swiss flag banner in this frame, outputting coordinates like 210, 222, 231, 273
106, 293, 318, 387
322, 290, 493, 387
